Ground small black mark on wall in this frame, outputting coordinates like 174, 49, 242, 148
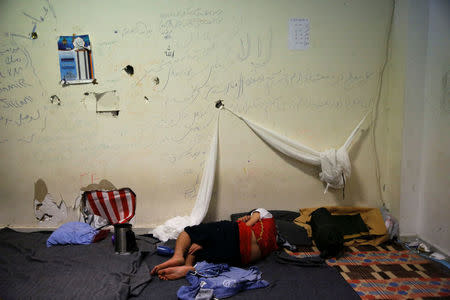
215, 100, 224, 109
30, 23, 38, 39
123, 65, 134, 76
50, 95, 61, 105
153, 77, 159, 85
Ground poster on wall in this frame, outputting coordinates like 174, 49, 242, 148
288, 18, 310, 50
58, 34, 95, 85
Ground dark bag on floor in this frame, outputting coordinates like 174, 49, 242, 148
309, 208, 344, 259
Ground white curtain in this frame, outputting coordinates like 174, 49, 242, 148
152, 107, 367, 241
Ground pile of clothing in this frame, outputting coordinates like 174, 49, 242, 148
177, 261, 269, 300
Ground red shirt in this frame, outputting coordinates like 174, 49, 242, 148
238, 218, 278, 265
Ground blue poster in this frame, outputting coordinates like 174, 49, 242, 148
58, 35, 95, 84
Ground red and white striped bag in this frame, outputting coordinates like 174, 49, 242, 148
82, 188, 136, 225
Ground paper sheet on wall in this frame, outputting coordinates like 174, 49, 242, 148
288, 18, 310, 50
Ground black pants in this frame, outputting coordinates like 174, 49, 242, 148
184, 221, 241, 265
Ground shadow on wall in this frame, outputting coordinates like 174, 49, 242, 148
80, 179, 117, 192
34, 178, 48, 203
34, 178, 67, 226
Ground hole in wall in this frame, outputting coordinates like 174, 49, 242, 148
94, 90, 120, 117
123, 65, 134, 76
97, 110, 119, 117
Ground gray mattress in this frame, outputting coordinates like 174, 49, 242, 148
0, 228, 360, 300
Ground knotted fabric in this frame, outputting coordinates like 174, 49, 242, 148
225, 107, 367, 193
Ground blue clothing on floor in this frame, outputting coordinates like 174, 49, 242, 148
177, 261, 269, 300
46, 222, 98, 247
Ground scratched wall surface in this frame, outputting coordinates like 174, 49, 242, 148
0, 0, 398, 228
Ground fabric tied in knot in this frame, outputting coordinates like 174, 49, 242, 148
319, 147, 351, 193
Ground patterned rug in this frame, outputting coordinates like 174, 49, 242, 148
289, 242, 450, 299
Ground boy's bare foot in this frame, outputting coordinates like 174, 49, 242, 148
151, 256, 185, 275
158, 265, 195, 280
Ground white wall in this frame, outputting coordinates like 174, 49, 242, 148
400, 0, 450, 254
400, 0, 428, 237
417, 0, 450, 254
0, 1, 398, 229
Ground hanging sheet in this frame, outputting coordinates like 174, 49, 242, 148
152, 112, 220, 241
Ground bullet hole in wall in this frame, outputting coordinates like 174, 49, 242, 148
123, 65, 134, 76
215, 100, 224, 109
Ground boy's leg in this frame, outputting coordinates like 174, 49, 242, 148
156, 239, 198, 280
157, 265, 195, 280
185, 252, 196, 266
151, 231, 191, 275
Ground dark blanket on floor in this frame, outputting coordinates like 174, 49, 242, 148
0, 228, 150, 300
133, 239, 360, 300
0, 227, 360, 300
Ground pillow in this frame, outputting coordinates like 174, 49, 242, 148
276, 220, 312, 246
46, 222, 98, 247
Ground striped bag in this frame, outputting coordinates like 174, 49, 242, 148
82, 188, 136, 225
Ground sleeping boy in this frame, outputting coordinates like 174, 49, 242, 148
151, 208, 278, 280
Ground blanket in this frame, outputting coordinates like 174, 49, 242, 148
0, 228, 150, 300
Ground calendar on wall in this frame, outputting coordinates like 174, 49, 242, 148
288, 18, 310, 50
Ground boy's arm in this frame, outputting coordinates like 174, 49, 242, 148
237, 215, 251, 222
245, 212, 260, 226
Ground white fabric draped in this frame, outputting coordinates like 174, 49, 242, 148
226, 107, 367, 192
152, 106, 367, 241
151, 112, 220, 241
